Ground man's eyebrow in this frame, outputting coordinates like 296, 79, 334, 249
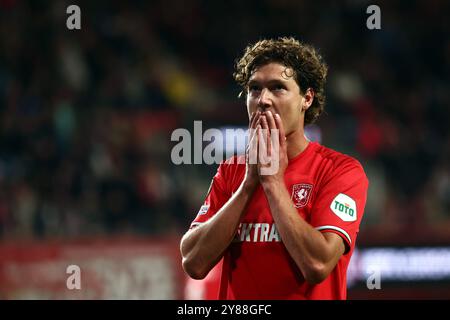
247, 78, 288, 85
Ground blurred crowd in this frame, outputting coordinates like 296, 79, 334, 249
0, 0, 449, 244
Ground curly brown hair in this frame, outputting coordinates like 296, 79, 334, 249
234, 37, 328, 125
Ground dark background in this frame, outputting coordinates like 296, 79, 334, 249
0, 0, 449, 299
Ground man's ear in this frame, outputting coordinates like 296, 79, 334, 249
302, 88, 315, 111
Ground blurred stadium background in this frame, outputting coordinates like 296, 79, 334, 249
0, 0, 449, 299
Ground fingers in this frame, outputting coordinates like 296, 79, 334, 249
260, 114, 271, 156
247, 111, 259, 155
249, 110, 260, 130
257, 123, 269, 165
266, 111, 278, 154
249, 111, 256, 129
249, 111, 285, 169
265, 111, 277, 131
247, 123, 260, 165
274, 113, 286, 147
252, 124, 261, 165
248, 111, 261, 146
266, 111, 284, 159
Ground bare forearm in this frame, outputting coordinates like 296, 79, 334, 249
181, 182, 256, 279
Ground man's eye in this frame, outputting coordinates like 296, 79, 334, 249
249, 85, 261, 92
273, 85, 286, 91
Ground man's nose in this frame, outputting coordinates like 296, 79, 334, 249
257, 88, 271, 110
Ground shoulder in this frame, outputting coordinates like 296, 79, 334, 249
222, 154, 246, 166
212, 155, 246, 194
216, 155, 246, 178
219, 155, 245, 170
314, 143, 368, 182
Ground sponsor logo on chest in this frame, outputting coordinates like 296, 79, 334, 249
233, 223, 281, 243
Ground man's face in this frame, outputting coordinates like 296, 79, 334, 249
246, 62, 305, 135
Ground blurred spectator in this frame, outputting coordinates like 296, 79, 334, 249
0, 0, 449, 245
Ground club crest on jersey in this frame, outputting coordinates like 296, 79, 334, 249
291, 183, 313, 208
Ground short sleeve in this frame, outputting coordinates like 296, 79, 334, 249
310, 160, 369, 254
190, 162, 232, 229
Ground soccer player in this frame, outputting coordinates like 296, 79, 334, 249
180, 37, 369, 299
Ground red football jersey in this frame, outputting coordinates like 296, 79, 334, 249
190, 141, 369, 299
